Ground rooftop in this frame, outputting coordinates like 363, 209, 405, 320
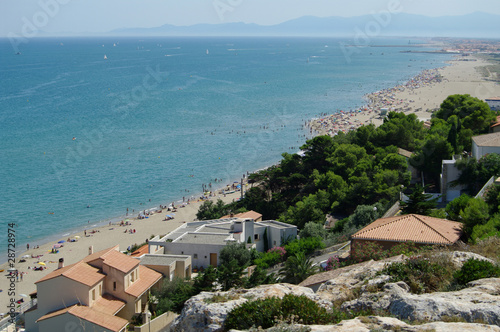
221, 210, 263, 220
37, 305, 129, 332
36, 261, 105, 287
176, 232, 232, 245
351, 214, 462, 245
125, 265, 162, 298
472, 132, 500, 147
140, 254, 190, 266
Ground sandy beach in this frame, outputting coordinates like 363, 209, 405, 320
2, 54, 499, 316
310, 56, 500, 135
0, 186, 247, 314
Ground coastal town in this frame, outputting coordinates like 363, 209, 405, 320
2, 30, 500, 332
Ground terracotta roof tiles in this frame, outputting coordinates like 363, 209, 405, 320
37, 305, 128, 332
126, 265, 162, 298
352, 214, 462, 245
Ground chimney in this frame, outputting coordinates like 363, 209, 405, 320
58, 258, 64, 269
89, 245, 93, 255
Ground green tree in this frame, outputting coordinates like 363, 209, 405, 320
470, 214, 500, 242
460, 198, 490, 239
445, 194, 472, 221
400, 184, 439, 216
346, 203, 383, 229
244, 266, 277, 288
219, 242, 251, 267
436, 94, 496, 134
280, 190, 330, 229
193, 265, 217, 293
196, 199, 227, 220
279, 251, 319, 284
373, 112, 426, 151
299, 221, 327, 239
410, 134, 453, 184
152, 277, 194, 314
218, 259, 246, 291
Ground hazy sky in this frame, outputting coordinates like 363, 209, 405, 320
1, 0, 499, 37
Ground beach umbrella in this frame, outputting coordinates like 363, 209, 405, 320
22, 255, 30, 259
19, 294, 28, 298
57, 240, 65, 243
37, 262, 46, 266
7, 268, 17, 272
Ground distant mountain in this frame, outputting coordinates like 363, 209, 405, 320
110, 12, 500, 38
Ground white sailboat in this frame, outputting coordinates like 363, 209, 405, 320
206, 49, 209, 55
104, 54, 108, 60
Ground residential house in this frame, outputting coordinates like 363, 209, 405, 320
486, 98, 500, 112
25, 246, 162, 332
471, 132, 500, 160
148, 218, 297, 268
220, 210, 263, 222
440, 155, 467, 202
351, 214, 463, 256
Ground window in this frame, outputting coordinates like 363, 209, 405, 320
92, 289, 95, 301
273, 241, 277, 245
131, 270, 135, 282
194, 254, 198, 259
99, 284, 102, 295
113, 281, 116, 291
254, 234, 260, 240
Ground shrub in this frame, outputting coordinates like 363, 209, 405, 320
285, 237, 325, 258
325, 255, 340, 271
224, 294, 336, 331
453, 258, 500, 286
382, 256, 455, 293
254, 250, 283, 269
350, 241, 388, 263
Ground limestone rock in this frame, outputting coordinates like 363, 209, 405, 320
171, 283, 330, 332
342, 278, 500, 325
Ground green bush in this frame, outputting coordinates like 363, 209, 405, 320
254, 250, 283, 269
453, 258, 500, 286
285, 237, 325, 258
224, 294, 336, 331
382, 256, 454, 293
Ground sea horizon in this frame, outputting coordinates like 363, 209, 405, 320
0, 36, 453, 262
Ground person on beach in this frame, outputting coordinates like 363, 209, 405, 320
27, 244, 29, 250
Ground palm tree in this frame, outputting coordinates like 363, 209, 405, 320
279, 251, 319, 284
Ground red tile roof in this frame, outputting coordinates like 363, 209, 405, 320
131, 244, 150, 257
126, 265, 162, 298
93, 294, 126, 316
221, 210, 263, 220
99, 249, 140, 273
37, 305, 128, 332
35, 261, 105, 287
351, 214, 462, 245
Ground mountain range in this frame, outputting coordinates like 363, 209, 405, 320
109, 12, 500, 38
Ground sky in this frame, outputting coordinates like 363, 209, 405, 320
1, 0, 500, 37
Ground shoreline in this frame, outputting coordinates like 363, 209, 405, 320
2, 54, 499, 313
309, 55, 500, 135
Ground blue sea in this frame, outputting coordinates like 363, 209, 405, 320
0, 36, 452, 261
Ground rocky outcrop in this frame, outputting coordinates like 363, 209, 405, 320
230, 316, 500, 331
170, 284, 331, 332
342, 278, 500, 325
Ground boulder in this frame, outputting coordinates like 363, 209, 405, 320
171, 283, 330, 332
342, 278, 500, 325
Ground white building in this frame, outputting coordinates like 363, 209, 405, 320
471, 132, 500, 160
486, 98, 500, 111
148, 218, 297, 268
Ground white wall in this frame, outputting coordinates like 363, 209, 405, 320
164, 242, 225, 268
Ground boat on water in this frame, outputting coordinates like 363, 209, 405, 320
206, 49, 209, 55
104, 54, 108, 60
